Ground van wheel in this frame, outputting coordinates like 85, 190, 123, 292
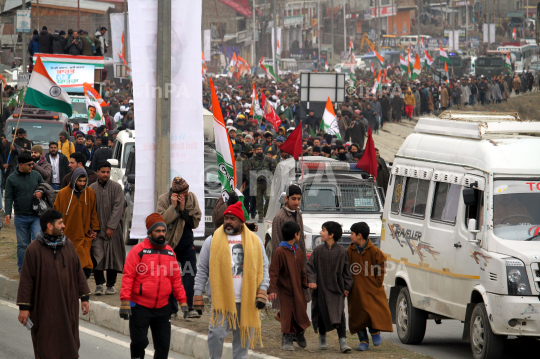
470, 304, 505, 359
396, 287, 427, 344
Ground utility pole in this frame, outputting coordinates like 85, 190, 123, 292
252, 0, 256, 67
22, 0, 27, 75
124, 0, 128, 66
452, 0, 455, 51
487, 0, 490, 46
272, 0, 277, 73
318, 0, 321, 66
331, 0, 334, 62
417, 0, 420, 55
37, 0, 39, 30
343, 0, 346, 55
155, 0, 172, 205
78, 0, 80, 29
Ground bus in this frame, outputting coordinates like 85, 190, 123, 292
474, 54, 506, 78
497, 42, 533, 73
433, 50, 472, 78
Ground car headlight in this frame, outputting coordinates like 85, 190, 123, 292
312, 236, 322, 249
505, 258, 532, 296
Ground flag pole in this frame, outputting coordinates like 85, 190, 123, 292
5, 87, 27, 173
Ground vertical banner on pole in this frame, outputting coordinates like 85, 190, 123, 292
453, 30, 459, 53
448, 31, 454, 51
271, 27, 282, 74
129, 0, 205, 239
204, 29, 211, 61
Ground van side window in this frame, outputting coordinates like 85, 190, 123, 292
465, 190, 484, 227
431, 183, 461, 224
390, 175, 404, 214
401, 177, 430, 217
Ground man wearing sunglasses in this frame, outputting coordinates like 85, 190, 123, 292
4, 153, 45, 274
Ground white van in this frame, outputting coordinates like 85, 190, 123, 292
381, 111, 540, 359
399, 35, 431, 48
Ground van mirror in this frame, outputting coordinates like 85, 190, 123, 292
127, 174, 135, 184
462, 187, 477, 206
108, 159, 119, 168
279, 192, 287, 204
467, 219, 479, 233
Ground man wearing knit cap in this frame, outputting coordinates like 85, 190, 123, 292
30, 145, 52, 183
58, 131, 75, 160
194, 201, 269, 358
121, 213, 188, 359
4, 153, 45, 273
157, 177, 201, 318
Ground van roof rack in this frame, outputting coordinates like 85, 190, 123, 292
414, 111, 540, 139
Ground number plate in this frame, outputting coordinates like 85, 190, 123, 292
205, 216, 212, 222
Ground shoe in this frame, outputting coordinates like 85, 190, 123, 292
356, 341, 369, 351
357, 332, 369, 351
371, 332, 382, 346
319, 333, 328, 350
281, 333, 295, 351
94, 285, 104, 295
186, 310, 201, 319
274, 311, 281, 322
339, 337, 351, 353
105, 286, 116, 295
258, 218, 263, 223
295, 331, 307, 349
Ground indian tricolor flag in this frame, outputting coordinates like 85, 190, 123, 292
209, 78, 247, 216
505, 52, 512, 73
444, 62, 449, 84
373, 49, 384, 66
400, 56, 408, 73
371, 70, 382, 94
371, 62, 376, 77
25, 56, 72, 117
325, 60, 329, 72
440, 47, 452, 65
259, 57, 280, 82
411, 54, 421, 80
250, 82, 263, 121
512, 28, 516, 40
424, 50, 434, 69
322, 97, 341, 140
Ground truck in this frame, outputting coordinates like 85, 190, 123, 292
382, 111, 540, 359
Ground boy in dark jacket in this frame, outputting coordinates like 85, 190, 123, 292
268, 221, 310, 351
306, 221, 353, 353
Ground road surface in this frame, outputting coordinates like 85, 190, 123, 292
0, 298, 193, 359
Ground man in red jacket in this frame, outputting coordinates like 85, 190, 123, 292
120, 213, 188, 359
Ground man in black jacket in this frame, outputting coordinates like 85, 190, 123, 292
90, 139, 113, 171
303, 109, 318, 134
52, 30, 67, 54
45, 142, 70, 191
37, 26, 53, 54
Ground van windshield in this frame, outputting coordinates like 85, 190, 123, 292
493, 180, 540, 241
301, 182, 380, 212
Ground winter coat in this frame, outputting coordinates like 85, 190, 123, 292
37, 30, 53, 54
513, 76, 521, 91
94, 31, 107, 56
32, 156, 52, 183
33, 182, 57, 216
81, 34, 100, 56
5, 170, 44, 216
404, 93, 416, 106
65, 37, 83, 55
45, 152, 70, 184
121, 238, 187, 308
441, 87, 450, 107
52, 35, 66, 54
461, 85, 471, 104
27, 35, 39, 56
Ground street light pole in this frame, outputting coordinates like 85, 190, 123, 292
124, 0, 128, 67
155, 0, 172, 205
343, 0, 346, 55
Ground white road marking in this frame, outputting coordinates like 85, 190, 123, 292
0, 299, 174, 359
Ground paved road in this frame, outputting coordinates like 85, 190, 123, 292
0, 298, 193, 359
382, 320, 540, 359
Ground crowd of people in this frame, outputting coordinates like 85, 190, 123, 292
27, 25, 108, 57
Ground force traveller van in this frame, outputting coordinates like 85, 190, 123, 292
381, 111, 540, 359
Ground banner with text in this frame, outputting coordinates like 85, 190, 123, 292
129, 0, 204, 239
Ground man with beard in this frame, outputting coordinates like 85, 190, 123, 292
17, 209, 90, 359
54, 167, 100, 278
347, 143, 361, 162
120, 213, 188, 359
45, 142, 69, 190
248, 144, 273, 223
30, 145, 52, 183
61, 152, 98, 189
83, 136, 97, 166
74, 134, 86, 153
157, 177, 202, 318
193, 201, 269, 358
14, 128, 33, 153
89, 162, 126, 295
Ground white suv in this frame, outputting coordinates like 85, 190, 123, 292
109, 129, 135, 189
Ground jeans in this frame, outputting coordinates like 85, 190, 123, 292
14, 215, 41, 271
469, 94, 475, 106
50, 183, 61, 191
0, 175, 3, 210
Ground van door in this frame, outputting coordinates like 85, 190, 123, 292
424, 171, 464, 318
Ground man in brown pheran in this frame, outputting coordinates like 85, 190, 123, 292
17, 209, 90, 359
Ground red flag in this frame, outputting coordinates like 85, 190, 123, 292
260, 93, 282, 132
355, 125, 377, 179
279, 121, 303, 160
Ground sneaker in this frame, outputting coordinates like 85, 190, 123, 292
371, 332, 382, 346
295, 331, 307, 349
281, 333, 295, 351
186, 310, 201, 319
339, 337, 351, 353
105, 286, 116, 295
319, 333, 328, 350
257, 218, 263, 223
94, 285, 104, 295
357, 332, 369, 351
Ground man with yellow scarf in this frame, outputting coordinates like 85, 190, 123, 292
193, 201, 269, 358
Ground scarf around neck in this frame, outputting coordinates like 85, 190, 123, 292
36, 232, 67, 250
209, 225, 263, 349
